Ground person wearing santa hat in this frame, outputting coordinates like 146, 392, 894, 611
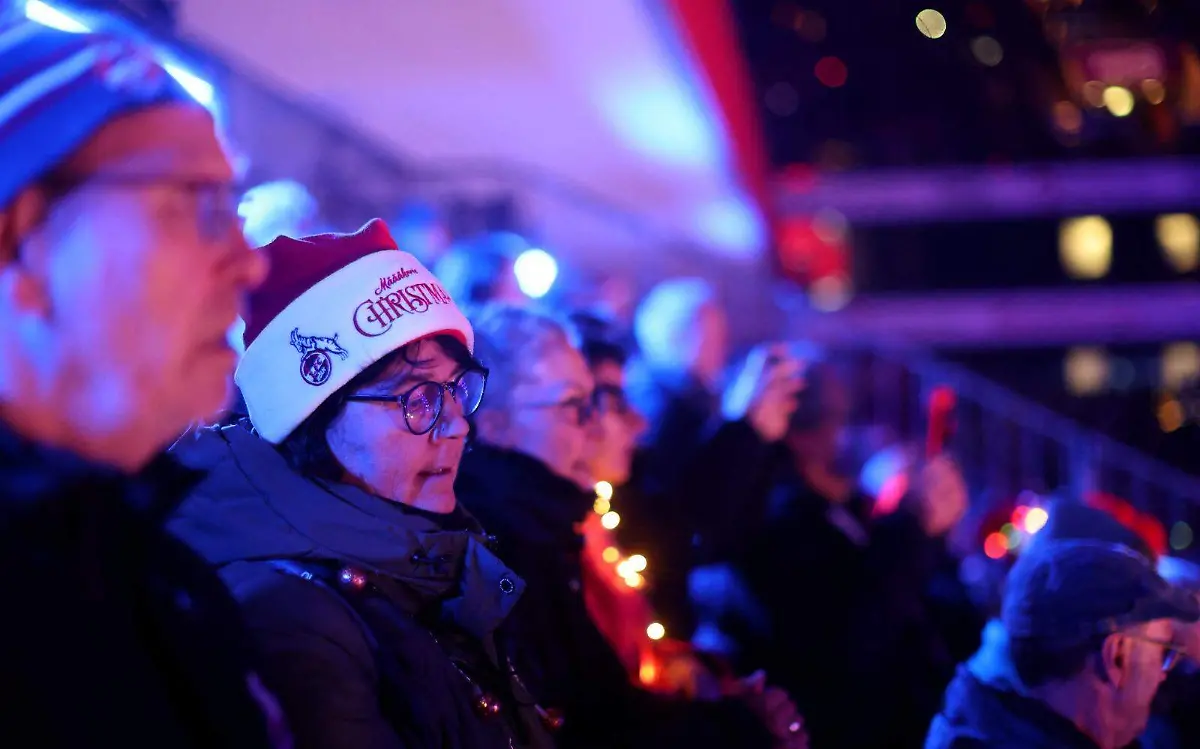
0, 18, 287, 749
169, 219, 555, 749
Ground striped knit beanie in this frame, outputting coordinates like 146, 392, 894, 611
0, 18, 194, 210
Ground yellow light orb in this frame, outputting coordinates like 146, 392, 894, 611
601, 511, 621, 530
593, 497, 611, 515
1102, 86, 1134, 117
627, 554, 647, 573
646, 622, 666, 640
594, 480, 614, 501
1156, 214, 1200, 273
916, 9, 947, 39
602, 546, 620, 563
1024, 507, 1049, 533
1059, 216, 1112, 279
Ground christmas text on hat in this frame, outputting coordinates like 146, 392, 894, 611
236, 219, 473, 443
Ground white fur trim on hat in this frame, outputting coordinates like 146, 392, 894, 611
235, 250, 473, 443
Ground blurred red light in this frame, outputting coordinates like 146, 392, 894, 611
984, 532, 1008, 560
815, 57, 848, 88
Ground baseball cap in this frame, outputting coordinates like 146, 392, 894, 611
0, 19, 194, 211
1002, 539, 1200, 644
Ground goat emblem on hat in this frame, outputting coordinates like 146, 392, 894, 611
290, 328, 350, 387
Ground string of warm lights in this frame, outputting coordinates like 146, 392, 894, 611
589, 480, 665, 642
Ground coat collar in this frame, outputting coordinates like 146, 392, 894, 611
455, 443, 594, 549
0, 419, 202, 521
170, 424, 524, 640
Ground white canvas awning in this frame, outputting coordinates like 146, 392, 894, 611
174, 0, 767, 267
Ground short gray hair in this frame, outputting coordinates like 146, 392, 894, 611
470, 304, 579, 412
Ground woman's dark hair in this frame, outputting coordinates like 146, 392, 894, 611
569, 310, 633, 368
276, 334, 479, 479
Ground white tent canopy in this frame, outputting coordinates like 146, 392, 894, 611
175, 0, 765, 267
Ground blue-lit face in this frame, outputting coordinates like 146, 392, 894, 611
8, 103, 266, 464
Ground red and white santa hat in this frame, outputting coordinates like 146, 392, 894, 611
236, 218, 473, 443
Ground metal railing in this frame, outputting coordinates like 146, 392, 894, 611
834, 345, 1200, 525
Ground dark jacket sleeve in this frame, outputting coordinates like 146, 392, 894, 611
221, 563, 406, 749
859, 507, 946, 633
682, 418, 780, 562
638, 386, 780, 565
846, 508, 958, 746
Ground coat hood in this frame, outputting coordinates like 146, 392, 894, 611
169, 423, 524, 639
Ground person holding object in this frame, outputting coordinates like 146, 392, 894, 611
457, 305, 807, 749
696, 358, 970, 748
626, 278, 804, 636
170, 221, 555, 748
0, 19, 287, 747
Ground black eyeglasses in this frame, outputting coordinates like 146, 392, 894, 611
1125, 633, 1190, 673
517, 386, 629, 426
42, 173, 242, 243
344, 368, 488, 436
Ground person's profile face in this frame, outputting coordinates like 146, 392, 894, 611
20, 103, 265, 438
1111, 619, 1175, 746
327, 338, 472, 513
585, 358, 646, 486
508, 340, 598, 488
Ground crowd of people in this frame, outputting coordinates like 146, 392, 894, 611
4, 18, 1200, 749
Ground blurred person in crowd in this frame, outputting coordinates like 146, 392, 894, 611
570, 310, 645, 488
699, 358, 970, 748
238, 179, 324, 248
961, 499, 1200, 749
392, 198, 450, 267
457, 305, 808, 749
0, 21, 288, 748
223, 179, 326, 416
571, 309, 709, 682
169, 221, 554, 749
433, 230, 527, 315
625, 277, 803, 634
927, 539, 1199, 749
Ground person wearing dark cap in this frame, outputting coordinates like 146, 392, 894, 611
967, 499, 1161, 691
927, 539, 1200, 749
0, 17, 287, 749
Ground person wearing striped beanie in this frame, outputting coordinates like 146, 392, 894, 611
0, 18, 286, 748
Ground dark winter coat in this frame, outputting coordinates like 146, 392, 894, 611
0, 421, 286, 748
926, 667, 1102, 749
169, 423, 555, 749
723, 476, 971, 748
456, 442, 777, 749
